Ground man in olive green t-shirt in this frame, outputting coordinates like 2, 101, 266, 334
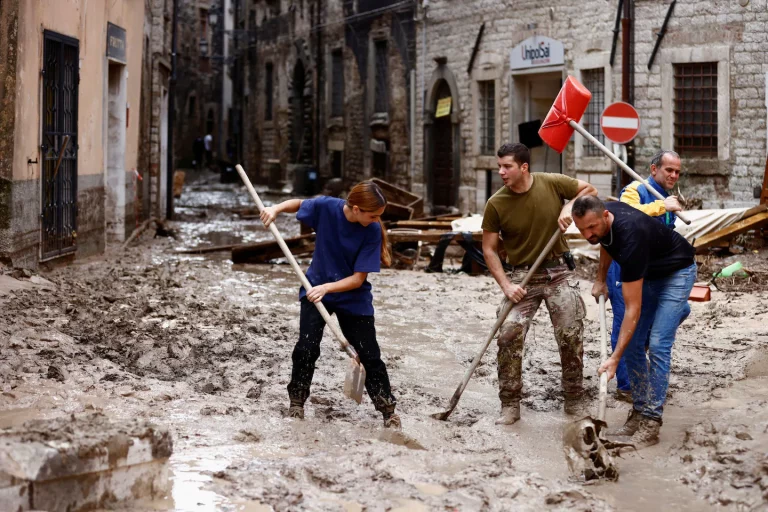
482, 143, 597, 424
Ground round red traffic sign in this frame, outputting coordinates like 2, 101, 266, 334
600, 102, 640, 144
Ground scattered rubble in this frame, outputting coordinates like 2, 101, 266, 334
1, 171, 767, 510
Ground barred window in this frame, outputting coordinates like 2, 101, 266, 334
265, 62, 273, 121
331, 50, 344, 118
479, 80, 495, 155
674, 62, 717, 157
581, 68, 605, 156
374, 40, 388, 113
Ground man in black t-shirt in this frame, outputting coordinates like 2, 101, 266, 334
571, 196, 697, 448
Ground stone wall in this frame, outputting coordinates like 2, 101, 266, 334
248, 0, 416, 191
0, 0, 19, 264
145, 0, 172, 219
632, 0, 768, 208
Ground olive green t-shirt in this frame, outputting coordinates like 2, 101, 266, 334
481, 173, 580, 266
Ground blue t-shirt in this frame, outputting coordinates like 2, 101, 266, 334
296, 196, 382, 316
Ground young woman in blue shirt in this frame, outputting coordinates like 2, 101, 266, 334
260, 181, 400, 428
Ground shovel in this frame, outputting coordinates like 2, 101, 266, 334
431, 228, 562, 421
235, 164, 366, 404
562, 295, 620, 481
538, 76, 691, 226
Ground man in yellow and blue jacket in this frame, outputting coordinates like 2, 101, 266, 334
608, 150, 684, 402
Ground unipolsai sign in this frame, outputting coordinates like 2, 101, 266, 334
510, 36, 565, 70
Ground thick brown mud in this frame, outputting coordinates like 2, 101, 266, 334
1, 171, 767, 511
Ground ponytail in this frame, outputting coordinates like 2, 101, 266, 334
346, 181, 392, 267
379, 222, 391, 267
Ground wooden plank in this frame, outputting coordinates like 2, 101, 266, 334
371, 178, 421, 206
407, 197, 424, 219
232, 234, 316, 264
388, 231, 483, 243
408, 214, 462, 222
390, 221, 455, 229
740, 203, 768, 220
693, 211, 768, 251
176, 244, 237, 254
233, 242, 315, 264
382, 202, 413, 222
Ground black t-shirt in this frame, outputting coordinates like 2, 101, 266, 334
600, 201, 695, 282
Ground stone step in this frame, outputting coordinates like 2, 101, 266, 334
0, 413, 172, 511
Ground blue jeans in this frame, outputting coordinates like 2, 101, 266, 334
607, 262, 631, 392
624, 263, 696, 420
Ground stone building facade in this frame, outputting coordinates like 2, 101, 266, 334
413, 0, 768, 214
246, 0, 417, 193
173, 0, 225, 168
140, 0, 174, 221
0, 0, 147, 268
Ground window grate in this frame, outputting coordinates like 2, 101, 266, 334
331, 50, 344, 118
41, 31, 79, 260
479, 80, 495, 155
374, 40, 388, 113
581, 68, 605, 156
674, 62, 718, 157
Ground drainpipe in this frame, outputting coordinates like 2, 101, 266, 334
609, 0, 623, 67
410, 69, 415, 186
421, 1, 428, 117
420, 0, 428, 190
166, 0, 179, 219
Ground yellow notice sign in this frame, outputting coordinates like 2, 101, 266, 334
435, 97, 452, 118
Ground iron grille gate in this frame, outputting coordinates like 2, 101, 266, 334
41, 31, 79, 260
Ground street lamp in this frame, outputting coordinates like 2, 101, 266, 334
208, 9, 219, 26
199, 37, 209, 56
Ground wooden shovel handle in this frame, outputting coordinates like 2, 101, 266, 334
235, 165, 360, 363
598, 294, 608, 422
569, 120, 691, 225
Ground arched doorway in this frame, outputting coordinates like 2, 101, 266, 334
431, 80, 455, 208
290, 60, 312, 164
424, 63, 461, 212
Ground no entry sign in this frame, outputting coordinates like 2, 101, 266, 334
600, 102, 640, 144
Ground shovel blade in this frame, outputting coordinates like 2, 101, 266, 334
430, 410, 451, 421
563, 416, 620, 482
538, 75, 592, 153
343, 359, 366, 404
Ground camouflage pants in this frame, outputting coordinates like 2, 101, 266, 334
496, 265, 585, 406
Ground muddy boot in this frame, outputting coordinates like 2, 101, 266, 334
495, 403, 521, 425
607, 408, 642, 437
563, 395, 590, 416
630, 416, 661, 448
288, 399, 305, 419
383, 412, 401, 429
615, 389, 633, 404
